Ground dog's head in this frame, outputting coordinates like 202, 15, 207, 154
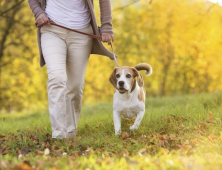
109, 66, 144, 94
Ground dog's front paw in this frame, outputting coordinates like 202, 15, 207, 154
130, 125, 138, 131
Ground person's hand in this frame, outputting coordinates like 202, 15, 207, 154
102, 33, 114, 43
36, 13, 50, 27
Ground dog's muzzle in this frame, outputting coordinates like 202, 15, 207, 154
118, 81, 128, 94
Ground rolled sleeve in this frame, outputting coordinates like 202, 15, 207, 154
28, 0, 45, 20
99, 0, 113, 34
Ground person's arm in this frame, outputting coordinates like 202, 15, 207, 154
28, 0, 45, 20
28, 0, 50, 27
99, 0, 114, 42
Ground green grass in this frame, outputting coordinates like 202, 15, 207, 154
1, 92, 222, 169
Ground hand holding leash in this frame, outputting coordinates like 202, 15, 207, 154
102, 33, 114, 43
35, 13, 51, 27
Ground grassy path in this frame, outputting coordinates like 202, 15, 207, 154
1, 93, 222, 169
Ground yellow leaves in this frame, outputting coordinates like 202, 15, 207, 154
2, 0, 222, 111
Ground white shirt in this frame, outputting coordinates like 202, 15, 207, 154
45, 0, 91, 29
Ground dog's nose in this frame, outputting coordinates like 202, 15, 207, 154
118, 81, 124, 86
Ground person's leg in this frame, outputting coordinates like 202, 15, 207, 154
65, 25, 93, 137
41, 25, 68, 138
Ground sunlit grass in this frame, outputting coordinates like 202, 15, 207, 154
1, 92, 222, 169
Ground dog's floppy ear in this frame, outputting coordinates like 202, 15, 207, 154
109, 68, 118, 89
132, 68, 144, 87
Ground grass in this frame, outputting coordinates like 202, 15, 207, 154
1, 92, 222, 169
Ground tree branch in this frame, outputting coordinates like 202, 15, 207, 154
0, 0, 25, 16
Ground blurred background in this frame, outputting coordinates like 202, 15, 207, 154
0, 0, 222, 113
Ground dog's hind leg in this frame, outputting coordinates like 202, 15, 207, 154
113, 111, 121, 135
130, 110, 145, 131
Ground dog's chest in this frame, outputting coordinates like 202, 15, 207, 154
113, 93, 145, 119
120, 105, 142, 119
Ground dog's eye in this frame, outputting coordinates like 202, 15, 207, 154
115, 74, 120, 78
126, 74, 131, 78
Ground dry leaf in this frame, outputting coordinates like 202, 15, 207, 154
35, 150, 44, 155
183, 140, 190, 145
122, 131, 130, 139
208, 111, 212, 118
180, 123, 185, 129
14, 162, 34, 170
44, 148, 50, 156
138, 148, 147, 156
1, 160, 7, 169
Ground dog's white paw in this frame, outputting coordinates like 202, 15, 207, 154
130, 125, 138, 131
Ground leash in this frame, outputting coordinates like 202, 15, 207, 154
37, 21, 119, 67
108, 41, 119, 67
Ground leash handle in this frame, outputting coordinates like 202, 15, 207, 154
36, 21, 119, 67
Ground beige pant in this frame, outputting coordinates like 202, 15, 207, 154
41, 24, 93, 138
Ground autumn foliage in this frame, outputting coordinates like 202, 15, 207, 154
1, 0, 222, 112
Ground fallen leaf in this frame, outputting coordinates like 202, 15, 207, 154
120, 148, 129, 157
14, 162, 34, 170
138, 147, 147, 156
180, 123, 185, 129
183, 140, 190, 145
182, 144, 192, 150
207, 111, 212, 118
44, 148, 50, 156
169, 134, 178, 141
1, 160, 7, 169
35, 150, 44, 155
122, 131, 130, 140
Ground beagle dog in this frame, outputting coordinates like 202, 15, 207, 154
109, 63, 152, 135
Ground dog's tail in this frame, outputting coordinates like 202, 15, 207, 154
134, 63, 152, 76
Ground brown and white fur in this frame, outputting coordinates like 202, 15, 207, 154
109, 63, 152, 135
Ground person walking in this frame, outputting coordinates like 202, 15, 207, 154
28, 0, 115, 139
